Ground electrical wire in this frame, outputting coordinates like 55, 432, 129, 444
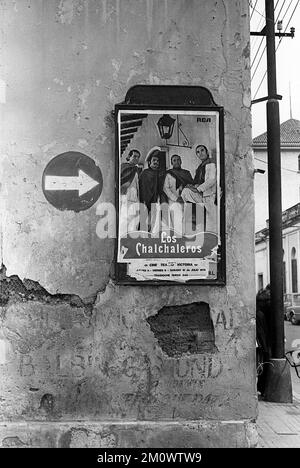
278, 0, 299, 47
251, 41, 267, 80
275, 0, 286, 20
252, 21, 264, 50
251, 0, 283, 75
253, 0, 299, 98
250, 0, 259, 20
249, 1, 267, 18
253, 0, 299, 99
251, 1, 266, 59
276, 0, 288, 19
250, 0, 280, 58
252, 0, 294, 74
251, 0, 293, 77
278, 0, 295, 26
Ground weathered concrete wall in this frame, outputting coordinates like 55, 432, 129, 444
0, 420, 258, 448
0, 0, 256, 447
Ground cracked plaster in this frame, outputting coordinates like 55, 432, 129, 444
0, 0, 256, 447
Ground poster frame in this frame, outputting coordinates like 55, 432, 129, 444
114, 99, 226, 286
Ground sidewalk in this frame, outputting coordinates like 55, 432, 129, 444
257, 390, 300, 447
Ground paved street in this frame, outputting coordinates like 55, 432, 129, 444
257, 398, 300, 447
256, 321, 300, 447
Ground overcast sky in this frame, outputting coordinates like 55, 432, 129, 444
250, 0, 300, 137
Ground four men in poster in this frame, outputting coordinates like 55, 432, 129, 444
120, 144, 218, 236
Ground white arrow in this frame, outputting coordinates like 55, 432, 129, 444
44, 169, 99, 197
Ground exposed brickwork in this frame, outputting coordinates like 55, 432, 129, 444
147, 302, 216, 357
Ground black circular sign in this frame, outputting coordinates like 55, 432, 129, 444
42, 152, 103, 212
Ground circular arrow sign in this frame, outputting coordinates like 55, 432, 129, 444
42, 152, 103, 212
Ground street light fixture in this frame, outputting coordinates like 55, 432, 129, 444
156, 114, 191, 148
156, 114, 176, 140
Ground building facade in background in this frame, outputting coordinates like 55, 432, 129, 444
255, 203, 300, 293
254, 119, 300, 292
254, 118, 300, 231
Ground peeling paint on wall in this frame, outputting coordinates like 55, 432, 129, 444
0, 264, 94, 312
112, 59, 121, 80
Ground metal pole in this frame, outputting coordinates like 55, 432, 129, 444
265, 0, 284, 359
263, 0, 292, 402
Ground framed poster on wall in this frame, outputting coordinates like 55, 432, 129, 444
114, 87, 225, 285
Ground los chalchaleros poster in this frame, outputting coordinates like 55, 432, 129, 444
116, 108, 225, 284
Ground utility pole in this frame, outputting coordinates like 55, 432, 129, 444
260, 0, 292, 402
